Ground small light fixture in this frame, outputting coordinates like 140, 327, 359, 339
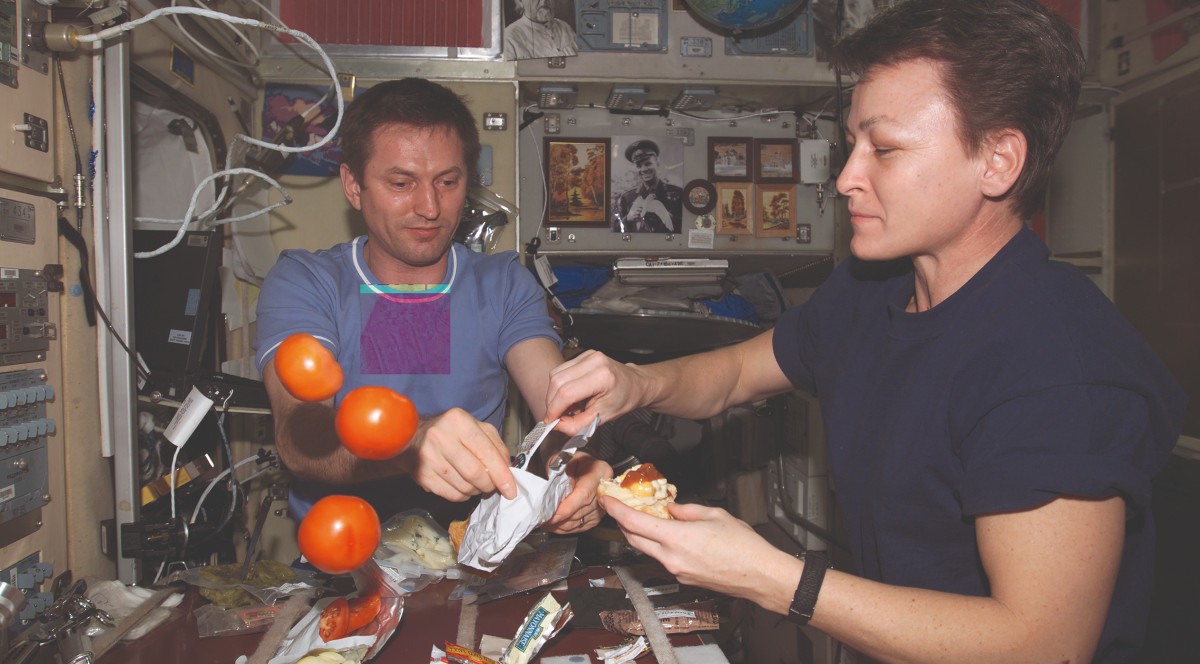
538, 84, 577, 110
670, 87, 718, 111
605, 85, 649, 111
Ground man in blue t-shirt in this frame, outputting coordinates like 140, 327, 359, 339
541, 2, 1186, 662
254, 79, 610, 532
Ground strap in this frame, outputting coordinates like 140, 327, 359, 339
787, 550, 830, 625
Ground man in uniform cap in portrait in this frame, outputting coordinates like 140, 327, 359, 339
615, 139, 683, 233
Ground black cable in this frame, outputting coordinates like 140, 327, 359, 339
518, 109, 544, 131
56, 217, 153, 385
54, 56, 84, 184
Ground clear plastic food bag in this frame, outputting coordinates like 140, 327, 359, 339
374, 509, 460, 595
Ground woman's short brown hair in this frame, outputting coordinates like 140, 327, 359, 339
832, 0, 1085, 220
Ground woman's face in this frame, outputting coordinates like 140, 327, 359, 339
837, 59, 990, 262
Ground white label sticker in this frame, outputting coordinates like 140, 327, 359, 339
653, 608, 696, 620
688, 228, 715, 249
167, 329, 192, 345
534, 255, 558, 289
0, 484, 14, 503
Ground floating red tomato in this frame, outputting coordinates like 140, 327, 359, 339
274, 333, 344, 402
334, 386, 419, 460
297, 495, 380, 575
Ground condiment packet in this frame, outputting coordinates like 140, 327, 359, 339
429, 642, 500, 664
595, 636, 649, 664
458, 418, 599, 572
499, 593, 574, 664
599, 601, 720, 636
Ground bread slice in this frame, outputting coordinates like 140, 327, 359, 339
597, 463, 677, 519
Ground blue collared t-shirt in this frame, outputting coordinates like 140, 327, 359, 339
253, 239, 560, 520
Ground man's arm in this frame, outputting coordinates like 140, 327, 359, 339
265, 359, 516, 500
606, 494, 1124, 664
264, 359, 401, 484
504, 336, 563, 422
545, 329, 795, 433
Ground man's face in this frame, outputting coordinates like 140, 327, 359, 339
521, 0, 553, 24
836, 59, 989, 262
634, 154, 660, 186
340, 123, 468, 277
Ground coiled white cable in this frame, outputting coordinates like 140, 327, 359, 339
77, 6, 344, 258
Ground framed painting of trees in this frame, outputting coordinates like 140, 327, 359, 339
543, 137, 610, 226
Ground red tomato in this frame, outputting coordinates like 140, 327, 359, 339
297, 495, 381, 575
346, 592, 382, 632
274, 333, 344, 402
318, 597, 349, 641
334, 386, 419, 460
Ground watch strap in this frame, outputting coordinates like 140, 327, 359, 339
787, 550, 830, 625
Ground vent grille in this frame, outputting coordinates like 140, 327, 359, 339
278, 0, 486, 48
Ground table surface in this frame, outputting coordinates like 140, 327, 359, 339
98, 567, 708, 663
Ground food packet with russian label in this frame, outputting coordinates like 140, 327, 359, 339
598, 600, 719, 636
498, 593, 574, 664
429, 642, 500, 664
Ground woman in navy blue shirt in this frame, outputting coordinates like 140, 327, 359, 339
544, 1, 1187, 662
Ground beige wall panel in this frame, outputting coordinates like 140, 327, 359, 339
1100, 0, 1200, 88
54, 53, 116, 583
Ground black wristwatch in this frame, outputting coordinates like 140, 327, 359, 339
787, 550, 831, 625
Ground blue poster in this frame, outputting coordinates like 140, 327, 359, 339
262, 82, 341, 177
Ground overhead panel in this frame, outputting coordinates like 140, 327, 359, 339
576, 0, 669, 53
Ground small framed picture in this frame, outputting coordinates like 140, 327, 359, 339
715, 182, 754, 235
707, 137, 752, 182
754, 139, 798, 183
544, 137, 610, 227
756, 184, 796, 238
683, 179, 717, 215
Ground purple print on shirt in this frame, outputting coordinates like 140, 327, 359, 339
359, 291, 451, 374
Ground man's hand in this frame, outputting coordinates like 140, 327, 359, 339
542, 452, 613, 534
544, 350, 648, 435
401, 408, 517, 502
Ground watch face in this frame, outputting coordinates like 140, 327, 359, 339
683, 179, 717, 215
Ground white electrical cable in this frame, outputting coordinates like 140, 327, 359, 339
245, 0, 287, 29
168, 442, 183, 520
76, 6, 344, 258
190, 454, 261, 524
523, 104, 550, 243
666, 107, 799, 123
170, 0, 260, 71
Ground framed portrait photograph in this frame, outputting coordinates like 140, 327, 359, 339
611, 135, 685, 233
715, 182, 754, 236
754, 139, 798, 184
544, 137, 610, 227
756, 184, 796, 238
502, 0, 579, 61
708, 137, 752, 182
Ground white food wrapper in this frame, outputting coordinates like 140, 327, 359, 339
258, 597, 375, 664
458, 417, 599, 572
